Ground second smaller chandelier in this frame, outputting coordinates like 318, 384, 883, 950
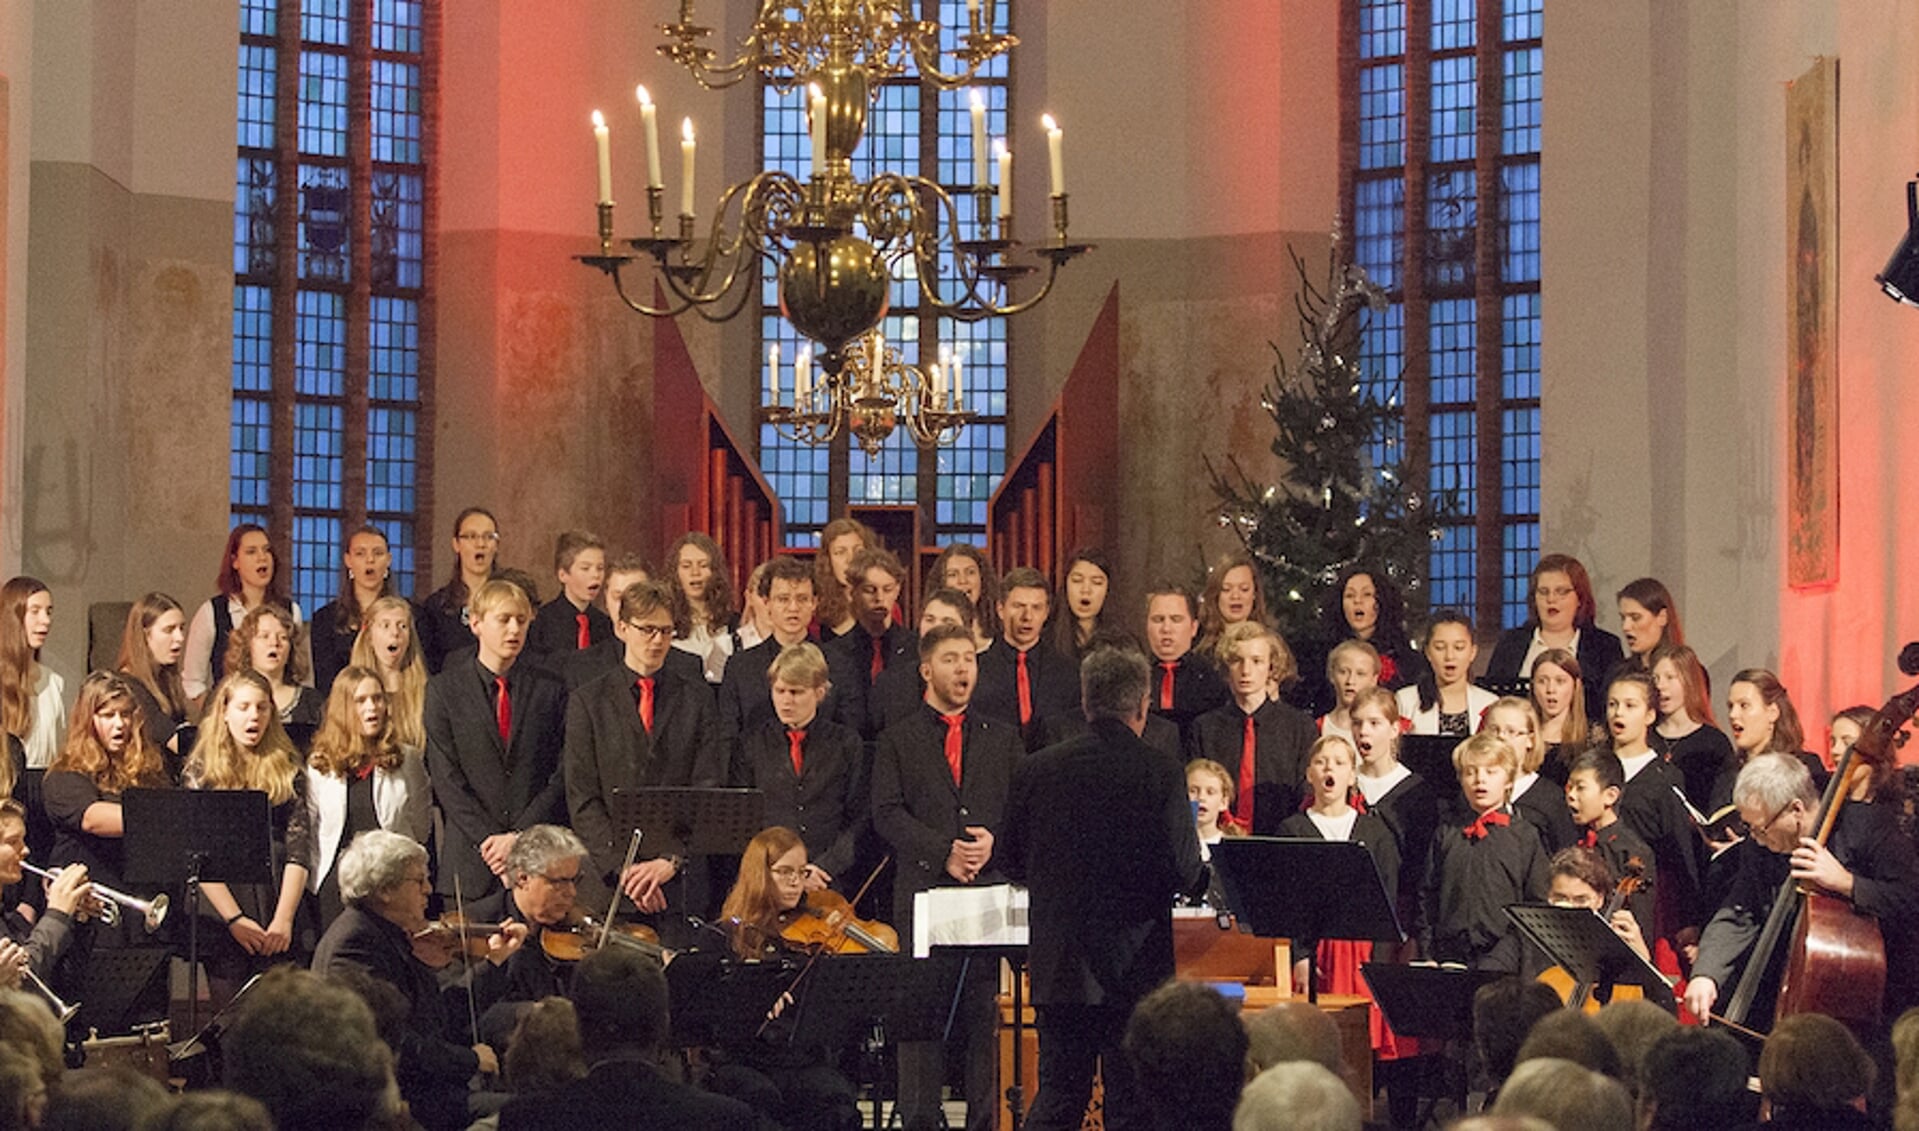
763, 330, 973, 457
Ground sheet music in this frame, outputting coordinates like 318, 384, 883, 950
911, 883, 1030, 958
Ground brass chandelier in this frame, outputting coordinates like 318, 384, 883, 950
577, 0, 1092, 452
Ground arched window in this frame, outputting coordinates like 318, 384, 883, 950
1342, 0, 1541, 629
232, 0, 437, 612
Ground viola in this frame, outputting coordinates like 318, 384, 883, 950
539, 908, 672, 964
775, 888, 898, 954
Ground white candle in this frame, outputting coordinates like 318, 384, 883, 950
1041, 113, 1065, 196
970, 91, 988, 189
680, 117, 696, 216
872, 329, 885, 369
952, 351, 965, 408
767, 343, 781, 404
637, 86, 662, 190
995, 141, 1012, 220
809, 84, 827, 174
927, 363, 944, 409
796, 347, 813, 406
591, 110, 612, 205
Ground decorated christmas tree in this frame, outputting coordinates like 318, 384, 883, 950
1207, 233, 1449, 644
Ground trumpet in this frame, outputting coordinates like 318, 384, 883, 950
18, 961, 79, 1024
20, 863, 169, 933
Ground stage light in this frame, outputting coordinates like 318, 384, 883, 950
1875, 176, 1919, 306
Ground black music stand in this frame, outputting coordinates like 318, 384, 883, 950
1211, 837, 1402, 1003
1505, 903, 1677, 1012
122, 788, 272, 1033
1359, 962, 1506, 1041
74, 946, 172, 1038
612, 787, 768, 857
789, 952, 966, 1048
930, 940, 1029, 1131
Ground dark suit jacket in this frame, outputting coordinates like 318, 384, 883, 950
564, 664, 726, 887
1484, 624, 1624, 722
868, 649, 927, 736
1039, 711, 1183, 764
556, 637, 705, 692
1000, 717, 1205, 1007
974, 638, 1082, 750
1146, 652, 1231, 746
734, 716, 867, 881
717, 635, 858, 748
499, 1059, 767, 1131
825, 622, 915, 738
870, 705, 1022, 926
1182, 697, 1318, 834
527, 595, 615, 658
1512, 773, 1579, 855
423, 654, 569, 895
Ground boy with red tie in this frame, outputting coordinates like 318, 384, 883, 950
1183, 622, 1317, 835
527, 530, 612, 658
1420, 731, 1549, 974
734, 643, 865, 891
828, 547, 916, 740
974, 567, 1079, 750
870, 623, 1021, 1131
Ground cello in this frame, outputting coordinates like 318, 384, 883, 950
1719, 676, 1919, 1033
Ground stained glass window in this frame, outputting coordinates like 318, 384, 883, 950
234, 0, 435, 615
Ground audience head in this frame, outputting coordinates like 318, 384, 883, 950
1757, 1012, 1874, 1119
1081, 646, 1151, 725
1242, 1001, 1344, 1078
214, 525, 280, 603
1471, 977, 1564, 1087
39, 1066, 169, 1131
0, 989, 64, 1129
1514, 1008, 1621, 1079
1231, 1061, 1358, 1131
1143, 582, 1201, 662
134, 1092, 275, 1131
1726, 668, 1804, 756
1637, 1025, 1753, 1131
847, 547, 907, 633
1490, 1058, 1632, 1131
222, 967, 398, 1131
1732, 753, 1820, 854
1648, 643, 1716, 727
571, 948, 671, 1058
1124, 981, 1249, 1131
1891, 1007, 1919, 1131
1616, 577, 1682, 658
1591, 998, 1678, 1100
1527, 553, 1598, 633
503, 997, 587, 1097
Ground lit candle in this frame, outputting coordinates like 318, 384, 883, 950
927, 362, 944, 409
970, 90, 988, 189
637, 86, 662, 190
1041, 113, 1065, 196
767, 343, 781, 404
995, 140, 1012, 220
591, 110, 612, 205
796, 346, 813, 406
680, 117, 696, 216
809, 84, 827, 174
938, 344, 954, 406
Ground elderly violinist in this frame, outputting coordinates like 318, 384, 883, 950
311, 828, 526, 1131
471, 824, 590, 1046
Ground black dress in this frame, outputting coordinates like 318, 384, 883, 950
41, 771, 168, 949
313, 772, 379, 931
191, 770, 315, 980
1653, 723, 1737, 812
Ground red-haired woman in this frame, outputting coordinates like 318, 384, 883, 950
1485, 553, 1624, 721
182, 524, 312, 707
812, 518, 875, 641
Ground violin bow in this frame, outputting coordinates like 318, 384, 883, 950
603, 829, 644, 951
754, 856, 894, 1040
453, 872, 481, 1049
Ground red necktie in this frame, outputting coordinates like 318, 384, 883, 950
942, 713, 965, 786
871, 636, 885, 681
787, 728, 807, 777
1579, 827, 1598, 850
1352, 792, 1368, 815
494, 676, 511, 742
1159, 662, 1177, 711
576, 611, 591, 650
1236, 714, 1257, 829
1463, 809, 1512, 841
636, 676, 655, 734
1015, 649, 1033, 726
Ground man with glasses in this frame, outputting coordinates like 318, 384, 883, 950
1685, 752, 1919, 1032
564, 581, 724, 938
472, 824, 591, 1047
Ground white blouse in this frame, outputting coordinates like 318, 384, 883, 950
21, 664, 67, 769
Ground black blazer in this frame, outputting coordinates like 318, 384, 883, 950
526, 595, 615, 659
1181, 697, 1318, 834
564, 664, 726, 887
1000, 717, 1205, 1008
499, 1059, 766, 1131
1512, 772, 1578, 855
870, 705, 1022, 925
974, 639, 1082, 751
1146, 652, 1231, 746
556, 638, 705, 691
825, 622, 915, 738
716, 635, 859, 749
1484, 624, 1624, 722
423, 654, 569, 895
734, 716, 867, 882
868, 648, 927, 736
1039, 711, 1183, 764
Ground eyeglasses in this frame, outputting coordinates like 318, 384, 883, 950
1534, 585, 1576, 600
1749, 801, 1796, 839
624, 623, 674, 640
457, 532, 501, 544
401, 873, 429, 889
537, 871, 581, 887
770, 865, 808, 882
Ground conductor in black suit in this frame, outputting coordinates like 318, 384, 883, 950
565, 580, 726, 917
425, 578, 569, 897
1000, 646, 1207, 1131
870, 622, 1022, 1131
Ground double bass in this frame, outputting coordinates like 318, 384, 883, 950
1719, 676, 1919, 1032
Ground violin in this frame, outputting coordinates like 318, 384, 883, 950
540, 908, 672, 964
775, 888, 898, 954
410, 912, 521, 968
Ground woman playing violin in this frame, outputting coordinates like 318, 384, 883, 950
708, 825, 862, 1131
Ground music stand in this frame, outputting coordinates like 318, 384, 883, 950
74, 946, 172, 1038
1359, 963, 1506, 1041
122, 788, 273, 1033
612, 787, 767, 858
1211, 838, 1402, 1003
789, 952, 967, 1049
1505, 903, 1678, 1012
